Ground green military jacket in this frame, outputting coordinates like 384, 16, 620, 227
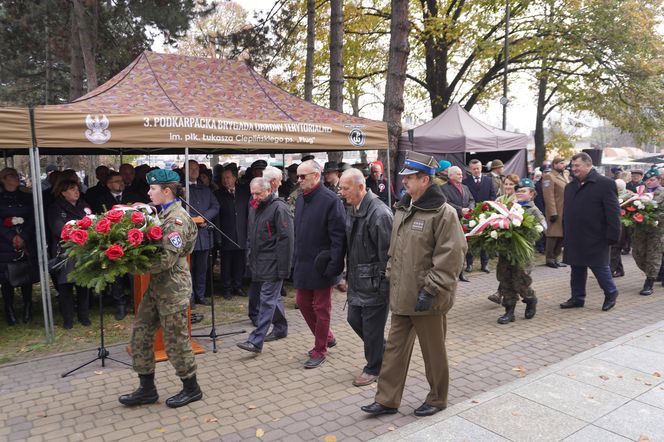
148, 200, 197, 315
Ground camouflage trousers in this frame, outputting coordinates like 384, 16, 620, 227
496, 256, 536, 308
130, 290, 197, 380
632, 228, 664, 279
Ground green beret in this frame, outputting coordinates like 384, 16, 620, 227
146, 168, 181, 184
644, 168, 660, 180
515, 177, 535, 190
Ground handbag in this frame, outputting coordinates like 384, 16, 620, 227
6, 258, 40, 286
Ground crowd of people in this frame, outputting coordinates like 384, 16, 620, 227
2, 150, 663, 414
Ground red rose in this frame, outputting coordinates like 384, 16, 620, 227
61, 224, 73, 241
95, 218, 111, 233
70, 229, 89, 246
106, 209, 124, 223
147, 226, 162, 241
104, 244, 124, 261
633, 213, 644, 223
3, 217, 13, 228
463, 213, 471, 219
127, 228, 144, 247
482, 203, 489, 211
462, 225, 469, 232
131, 211, 145, 224
626, 206, 637, 212
76, 216, 92, 229
620, 209, 626, 216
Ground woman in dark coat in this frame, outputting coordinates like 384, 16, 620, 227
0, 168, 36, 325
47, 179, 92, 329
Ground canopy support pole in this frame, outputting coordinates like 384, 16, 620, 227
185, 147, 190, 200
386, 144, 392, 207
29, 109, 55, 343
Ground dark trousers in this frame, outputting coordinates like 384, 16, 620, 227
248, 280, 288, 349
109, 275, 130, 307
190, 250, 209, 301
248, 281, 261, 323
296, 287, 335, 358
221, 249, 246, 294
545, 237, 564, 263
2, 283, 32, 312
570, 265, 617, 301
610, 226, 628, 274
58, 283, 90, 325
347, 303, 389, 375
466, 250, 489, 268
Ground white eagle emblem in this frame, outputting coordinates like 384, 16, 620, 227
84, 114, 111, 144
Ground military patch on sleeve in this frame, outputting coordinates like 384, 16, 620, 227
168, 231, 183, 248
175, 218, 183, 225
412, 219, 426, 231
543, 180, 551, 187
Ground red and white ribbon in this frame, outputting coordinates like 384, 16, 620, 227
621, 185, 653, 207
465, 201, 524, 237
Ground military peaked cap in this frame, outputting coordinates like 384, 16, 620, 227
399, 151, 438, 176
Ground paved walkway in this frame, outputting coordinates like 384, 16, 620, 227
1, 254, 663, 441
376, 319, 664, 442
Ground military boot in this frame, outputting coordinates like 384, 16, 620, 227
2, 292, 16, 326
640, 278, 655, 296
165, 375, 203, 408
524, 298, 537, 319
497, 306, 516, 324
118, 373, 159, 406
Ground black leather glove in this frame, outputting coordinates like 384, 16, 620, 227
415, 289, 434, 312
549, 214, 558, 223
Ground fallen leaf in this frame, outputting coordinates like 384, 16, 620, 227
94, 371, 103, 375
511, 411, 521, 416
638, 435, 651, 442
387, 426, 396, 432
205, 417, 218, 423
654, 372, 661, 378
617, 375, 623, 379
324, 436, 337, 442
157, 428, 166, 433
579, 327, 586, 330
645, 382, 652, 386
256, 428, 265, 438
35, 412, 47, 418
471, 400, 480, 404
181, 416, 189, 421
512, 365, 527, 373
599, 375, 609, 381
247, 404, 257, 410
585, 395, 594, 400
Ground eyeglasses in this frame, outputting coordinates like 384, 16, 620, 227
297, 172, 315, 181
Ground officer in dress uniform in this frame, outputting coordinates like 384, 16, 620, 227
323, 161, 342, 194
119, 169, 203, 408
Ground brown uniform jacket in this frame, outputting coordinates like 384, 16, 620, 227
385, 184, 467, 316
541, 169, 568, 237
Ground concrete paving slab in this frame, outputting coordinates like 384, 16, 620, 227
459, 393, 586, 442
562, 425, 631, 442
554, 357, 663, 398
594, 401, 664, 441
385, 415, 509, 442
636, 385, 664, 410
513, 373, 630, 422
625, 328, 664, 355
594, 345, 664, 375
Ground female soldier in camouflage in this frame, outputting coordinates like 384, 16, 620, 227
119, 169, 202, 408
496, 178, 547, 324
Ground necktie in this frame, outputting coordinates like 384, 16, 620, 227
475, 177, 480, 184
115, 194, 122, 203
229, 188, 235, 197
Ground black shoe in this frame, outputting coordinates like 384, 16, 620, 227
640, 278, 654, 296
497, 306, 516, 324
602, 292, 618, 311
63, 319, 73, 330
613, 270, 625, 278
304, 355, 326, 369
524, 299, 537, 319
165, 375, 203, 408
546, 261, 558, 269
234, 288, 247, 297
190, 313, 204, 324
115, 304, 127, 321
194, 298, 211, 306
480, 265, 490, 273
221, 292, 232, 300
237, 341, 261, 353
459, 273, 470, 282
621, 249, 630, 255
556, 261, 567, 268
79, 317, 91, 326
264, 333, 286, 342
414, 403, 443, 417
361, 402, 398, 415
560, 298, 584, 309
327, 338, 337, 349
250, 318, 258, 327
119, 374, 159, 406
465, 265, 473, 273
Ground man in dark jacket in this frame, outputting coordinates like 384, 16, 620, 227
561, 152, 621, 311
215, 165, 250, 299
236, 177, 293, 353
366, 162, 397, 207
339, 168, 393, 386
462, 159, 495, 273
90, 171, 143, 214
293, 160, 346, 369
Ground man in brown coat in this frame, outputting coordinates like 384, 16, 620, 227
542, 157, 569, 268
361, 151, 467, 418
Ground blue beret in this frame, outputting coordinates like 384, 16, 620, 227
146, 169, 180, 184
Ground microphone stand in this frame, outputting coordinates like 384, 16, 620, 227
179, 198, 244, 353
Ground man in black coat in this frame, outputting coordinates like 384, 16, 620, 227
561, 152, 621, 311
462, 159, 496, 273
90, 171, 143, 214
293, 160, 346, 369
215, 165, 250, 299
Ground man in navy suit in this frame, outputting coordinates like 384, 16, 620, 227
462, 159, 496, 273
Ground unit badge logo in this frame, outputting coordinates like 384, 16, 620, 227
85, 114, 111, 144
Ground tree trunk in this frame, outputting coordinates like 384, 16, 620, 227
69, 7, 85, 100
421, 0, 448, 117
534, 73, 548, 166
72, 0, 98, 92
328, 0, 344, 163
379, 0, 410, 184
304, 0, 315, 102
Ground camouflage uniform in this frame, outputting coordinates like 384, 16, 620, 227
131, 200, 198, 379
632, 187, 664, 279
497, 201, 545, 308
287, 184, 302, 216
